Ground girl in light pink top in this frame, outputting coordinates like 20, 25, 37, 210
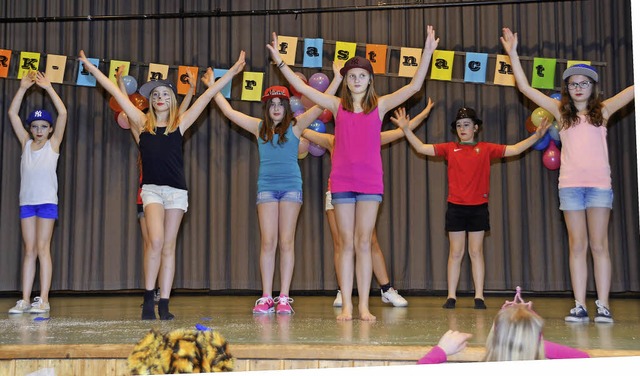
501, 28, 634, 324
268, 27, 439, 321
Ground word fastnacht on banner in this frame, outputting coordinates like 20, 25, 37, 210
0, 36, 598, 103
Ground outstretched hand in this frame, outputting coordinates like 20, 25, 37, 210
535, 116, 553, 138
500, 28, 518, 54
34, 71, 52, 89
201, 67, 214, 88
424, 25, 440, 54
19, 71, 37, 89
229, 50, 246, 76
266, 32, 282, 64
390, 107, 410, 130
436, 330, 473, 357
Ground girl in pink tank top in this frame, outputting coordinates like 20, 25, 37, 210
268, 27, 440, 321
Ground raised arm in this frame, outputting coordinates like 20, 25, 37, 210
381, 97, 434, 145
500, 28, 561, 120
391, 106, 436, 156
267, 32, 340, 114
202, 67, 261, 137
504, 116, 552, 157
78, 50, 147, 134
178, 51, 246, 134
602, 85, 635, 120
7, 72, 36, 147
301, 129, 334, 152
178, 70, 197, 115
378, 26, 439, 115
293, 62, 344, 137
35, 72, 68, 151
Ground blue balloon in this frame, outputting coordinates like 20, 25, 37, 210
548, 122, 560, 141
550, 92, 562, 100
289, 96, 304, 113
122, 76, 138, 95
308, 119, 326, 133
532, 132, 551, 151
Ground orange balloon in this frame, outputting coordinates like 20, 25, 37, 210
525, 116, 537, 133
129, 93, 149, 111
109, 96, 123, 112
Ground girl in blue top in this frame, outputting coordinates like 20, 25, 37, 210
203, 65, 342, 314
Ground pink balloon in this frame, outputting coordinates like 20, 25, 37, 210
300, 95, 314, 110
542, 142, 561, 170
116, 111, 130, 129
298, 137, 309, 154
308, 72, 330, 92
290, 72, 308, 97
317, 108, 333, 123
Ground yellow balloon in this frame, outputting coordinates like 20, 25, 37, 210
298, 151, 308, 159
531, 107, 554, 127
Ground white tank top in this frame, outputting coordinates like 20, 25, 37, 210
20, 140, 59, 205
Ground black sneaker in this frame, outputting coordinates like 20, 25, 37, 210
474, 298, 487, 309
564, 301, 589, 323
442, 298, 456, 309
594, 300, 613, 323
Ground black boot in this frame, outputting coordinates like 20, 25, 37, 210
158, 298, 175, 320
141, 290, 157, 320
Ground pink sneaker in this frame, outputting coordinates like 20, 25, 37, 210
252, 296, 275, 314
276, 295, 294, 314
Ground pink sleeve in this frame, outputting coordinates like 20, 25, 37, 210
417, 346, 448, 364
544, 340, 590, 359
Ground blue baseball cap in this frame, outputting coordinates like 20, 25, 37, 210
26, 109, 54, 125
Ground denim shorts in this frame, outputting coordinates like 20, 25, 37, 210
140, 184, 189, 212
20, 203, 58, 219
331, 191, 383, 205
559, 187, 613, 211
137, 203, 145, 219
256, 190, 303, 205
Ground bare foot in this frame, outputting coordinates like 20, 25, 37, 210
337, 306, 353, 321
359, 310, 377, 321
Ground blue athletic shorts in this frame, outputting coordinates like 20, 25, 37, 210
20, 203, 58, 219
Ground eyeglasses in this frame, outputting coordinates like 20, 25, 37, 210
567, 80, 593, 90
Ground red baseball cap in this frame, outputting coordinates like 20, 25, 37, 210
261, 86, 290, 102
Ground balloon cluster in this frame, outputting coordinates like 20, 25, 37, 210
525, 92, 562, 170
110, 75, 149, 130
291, 71, 333, 159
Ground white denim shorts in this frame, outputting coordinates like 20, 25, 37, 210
140, 184, 189, 212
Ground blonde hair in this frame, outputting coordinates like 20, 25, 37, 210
483, 305, 545, 361
142, 88, 180, 135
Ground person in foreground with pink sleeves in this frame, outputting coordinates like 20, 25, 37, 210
418, 287, 589, 363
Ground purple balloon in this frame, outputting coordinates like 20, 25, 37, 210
308, 72, 330, 92
289, 96, 304, 113
308, 142, 326, 157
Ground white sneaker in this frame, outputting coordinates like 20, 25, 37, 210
381, 288, 408, 307
8, 299, 30, 314
333, 290, 342, 307
29, 297, 50, 314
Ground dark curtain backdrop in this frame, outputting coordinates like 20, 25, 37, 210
0, 0, 637, 294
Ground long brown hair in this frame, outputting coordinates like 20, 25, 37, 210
340, 76, 378, 114
142, 88, 180, 135
559, 80, 604, 129
259, 98, 297, 145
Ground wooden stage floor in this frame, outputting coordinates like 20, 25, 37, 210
0, 293, 639, 374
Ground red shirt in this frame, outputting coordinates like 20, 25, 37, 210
433, 142, 506, 205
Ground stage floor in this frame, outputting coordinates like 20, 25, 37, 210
0, 294, 639, 353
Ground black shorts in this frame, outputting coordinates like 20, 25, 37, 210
445, 202, 490, 232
